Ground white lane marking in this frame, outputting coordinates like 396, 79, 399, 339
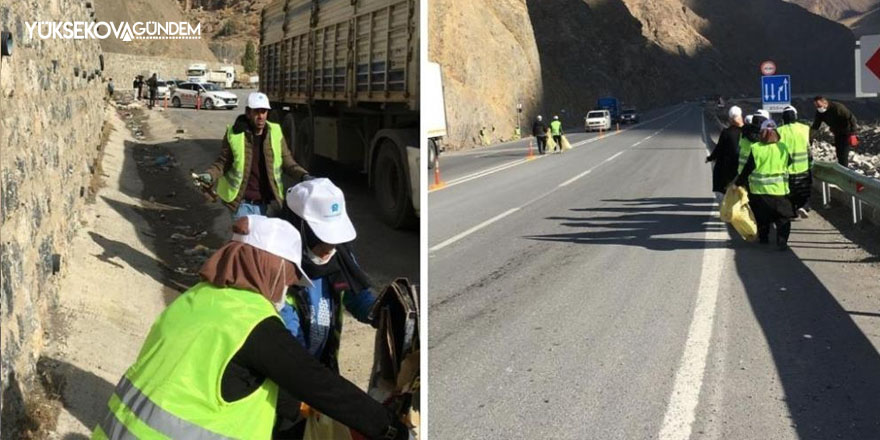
558, 169, 593, 187
431, 107, 700, 252
658, 211, 727, 439
430, 105, 688, 193
429, 207, 520, 252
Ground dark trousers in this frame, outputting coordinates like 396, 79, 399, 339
751, 194, 793, 245
789, 172, 812, 211
834, 136, 850, 167
149, 90, 157, 108
553, 135, 562, 151
536, 136, 547, 154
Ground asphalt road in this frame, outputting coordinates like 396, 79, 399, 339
428, 104, 880, 439
158, 88, 419, 287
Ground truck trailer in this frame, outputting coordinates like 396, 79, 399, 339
260, 0, 419, 228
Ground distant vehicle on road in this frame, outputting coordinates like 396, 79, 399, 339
620, 108, 639, 124
170, 82, 238, 110
585, 110, 612, 132
208, 66, 235, 88
425, 61, 447, 169
155, 80, 170, 98
597, 96, 620, 122
187, 63, 208, 83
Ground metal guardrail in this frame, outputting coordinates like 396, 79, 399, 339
812, 161, 880, 224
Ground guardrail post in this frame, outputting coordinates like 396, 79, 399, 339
822, 181, 829, 208
851, 196, 859, 224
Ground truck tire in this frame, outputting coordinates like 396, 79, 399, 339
294, 117, 316, 170
428, 138, 437, 169
374, 140, 416, 229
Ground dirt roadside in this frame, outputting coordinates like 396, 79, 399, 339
42, 100, 376, 437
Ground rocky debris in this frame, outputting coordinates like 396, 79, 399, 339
811, 120, 880, 179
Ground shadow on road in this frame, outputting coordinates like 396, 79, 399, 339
529, 196, 880, 437
733, 244, 880, 438
525, 197, 728, 251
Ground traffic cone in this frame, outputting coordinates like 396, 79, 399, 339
527, 139, 535, 160
163, 94, 168, 110
429, 153, 445, 190
599, 127, 604, 139
616, 122, 620, 133
196, 94, 201, 111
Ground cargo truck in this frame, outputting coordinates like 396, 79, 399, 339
597, 96, 620, 122
260, 0, 419, 228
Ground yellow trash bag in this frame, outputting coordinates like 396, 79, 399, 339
303, 411, 355, 440
722, 186, 758, 242
561, 135, 573, 151
545, 129, 557, 150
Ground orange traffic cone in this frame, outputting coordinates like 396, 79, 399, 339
616, 122, 620, 133
429, 153, 445, 190
527, 139, 535, 160
196, 94, 202, 111
163, 94, 168, 110
599, 127, 604, 139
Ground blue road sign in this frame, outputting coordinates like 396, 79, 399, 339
761, 75, 791, 104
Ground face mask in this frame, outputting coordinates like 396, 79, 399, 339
307, 247, 336, 265
817, 106, 827, 113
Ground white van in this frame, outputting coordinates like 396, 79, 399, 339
585, 110, 611, 132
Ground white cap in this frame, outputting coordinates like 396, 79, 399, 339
760, 119, 777, 131
247, 92, 271, 110
728, 105, 742, 119
745, 114, 754, 124
286, 178, 356, 245
783, 105, 797, 115
756, 109, 770, 120
537, 115, 543, 121
232, 215, 312, 287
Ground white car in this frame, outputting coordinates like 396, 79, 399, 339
170, 82, 238, 110
585, 110, 611, 132
155, 80, 170, 98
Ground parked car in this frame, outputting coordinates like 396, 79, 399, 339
170, 82, 238, 110
585, 110, 611, 132
620, 108, 639, 124
155, 80, 170, 98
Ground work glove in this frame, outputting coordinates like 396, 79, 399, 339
196, 173, 213, 184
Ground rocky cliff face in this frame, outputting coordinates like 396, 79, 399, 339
431, 0, 857, 150
0, 1, 107, 434
429, 0, 542, 149
784, 0, 879, 22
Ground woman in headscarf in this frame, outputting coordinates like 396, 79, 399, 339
734, 120, 795, 250
92, 215, 408, 440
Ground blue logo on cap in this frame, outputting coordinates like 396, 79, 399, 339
329, 203, 340, 216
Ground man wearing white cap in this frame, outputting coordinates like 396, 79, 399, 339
734, 119, 794, 249
198, 92, 310, 219
92, 215, 409, 440
778, 105, 813, 218
707, 105, 744, 195
278, 178, 377, 366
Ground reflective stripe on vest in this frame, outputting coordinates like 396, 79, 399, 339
749, 143, 790, 196
99, 376, 229, 440
93, 283, 280, 439
778, 122, 811, 174
216, 121, 285, 203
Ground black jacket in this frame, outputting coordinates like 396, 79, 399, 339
811, 101, 857, 138
532, 120, 548, 137
708, 125, 741, 193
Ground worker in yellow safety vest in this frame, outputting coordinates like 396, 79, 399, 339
778, 105, 813, 219
91, 215, 410, 440
734, 119, 794, 250
197, 92, 311, 219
